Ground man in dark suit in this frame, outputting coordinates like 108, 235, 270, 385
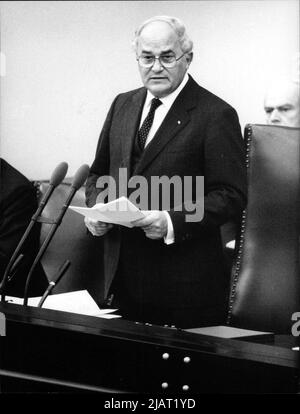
0, 158, 47, 296
85, 16, 247, 328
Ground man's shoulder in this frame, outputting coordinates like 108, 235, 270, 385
108, 86, 146, 117
0, 158, 34, 198
113, 86, 145, 106
188, 76, 237, 113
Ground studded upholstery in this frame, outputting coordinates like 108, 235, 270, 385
227, 124, 300, 333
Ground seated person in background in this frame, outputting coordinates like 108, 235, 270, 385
226, 76, 300, 252
264, 77, 300, 127
0, 158, 47, 297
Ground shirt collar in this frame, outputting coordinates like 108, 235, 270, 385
144, 73, 189, 110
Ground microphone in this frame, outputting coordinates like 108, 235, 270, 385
0, 162, 68, 301
37, 260, 71, 308
23, 164, 90, 305
32, 162, 69, 222
7, 254, 25, 283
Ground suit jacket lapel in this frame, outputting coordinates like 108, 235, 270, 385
134, 77, 199, 176
120, 88, 146, 173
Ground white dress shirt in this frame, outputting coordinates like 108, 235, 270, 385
139, 73, 189, 245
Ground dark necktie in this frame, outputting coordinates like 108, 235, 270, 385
138, 98, 162, 149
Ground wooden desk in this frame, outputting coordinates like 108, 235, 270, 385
0, 302, 299, 393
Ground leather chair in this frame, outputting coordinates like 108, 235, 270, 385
227, 124, 300, 334
36, 180, 104, 305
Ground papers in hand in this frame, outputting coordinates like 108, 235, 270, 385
6, 290, 121, 319
69, 196, 145, 228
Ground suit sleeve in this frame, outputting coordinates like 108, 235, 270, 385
169, 106, 247, 243
85, 96, 119, 207
0, 183, 37, 274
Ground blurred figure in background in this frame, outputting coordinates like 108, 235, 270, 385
224, 76, 300, 258
0, 158, 47, 296
264, 78, 300, 127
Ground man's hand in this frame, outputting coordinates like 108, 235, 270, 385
84, 217, 113, 237
132, 211, 168, 240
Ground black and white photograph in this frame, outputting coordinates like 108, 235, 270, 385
0, 0, 299, 397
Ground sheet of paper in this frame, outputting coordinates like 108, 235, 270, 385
69, 196, 145, 228
185, 325, 272, 338
5, 290, 121, 319
226, 240, 236, 250
93, 313, 122, 319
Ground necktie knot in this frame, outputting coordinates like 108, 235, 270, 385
150, 97, 162, 112
138, 98, 162, 149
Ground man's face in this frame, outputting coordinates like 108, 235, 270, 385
264, 82, 300, 127
136, 21, 192, 98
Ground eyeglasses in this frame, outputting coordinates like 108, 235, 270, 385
136, 53, 186, 68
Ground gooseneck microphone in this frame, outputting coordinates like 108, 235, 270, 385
23, 164, 90, 305
37, 260, 71, 308
6, 254, 25, 283
0, 162, 68, 301
31, 162, 69, 222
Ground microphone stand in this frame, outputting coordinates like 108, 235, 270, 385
0, 162, 68, 302
23, 164, 90, 305
6, 253, 26, 285
37, 260, 71, 308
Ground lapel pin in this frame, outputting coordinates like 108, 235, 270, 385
177, 120, 181, 125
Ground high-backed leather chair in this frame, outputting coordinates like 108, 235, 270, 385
227, 124, 300, 334
37, 181, 104, 304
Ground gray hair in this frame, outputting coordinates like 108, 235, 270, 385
132, 15, 193, 54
